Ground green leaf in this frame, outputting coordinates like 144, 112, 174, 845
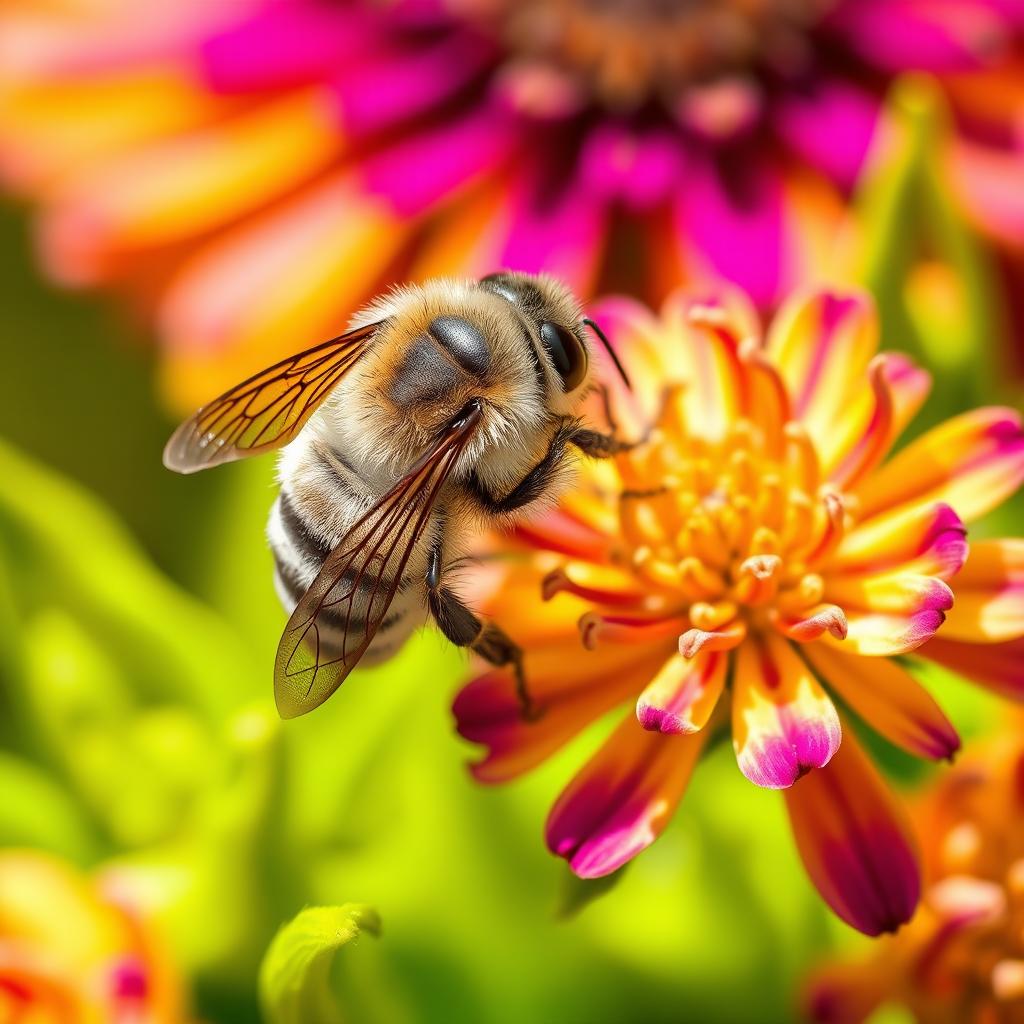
259, 904, 382, 1024
0, 437, 255, 722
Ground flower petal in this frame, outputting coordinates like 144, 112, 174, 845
766, 289, 877, 429
499, 164, 606, 294
675, 153, 785, 308
921, 636, 1024, 700
830, 502, 967, 579
940, 539, 1024, 643
825, 571, 954, 618
39, 92, 343, 278
453, 646, 665, 783
825, 0, 1010, 73
853, 407, 1024, 525
833, 608, 949, 657
636, 650, 727, 735
803, 642, 960, 761
359, 103, 515, 217
545, 713, 705, 878
158, 172, 408, 406
774, 79, 879, 190
784, 726, 921, 935
732, 633, 841, 789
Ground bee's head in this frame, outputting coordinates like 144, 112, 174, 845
338, 277, 587, 471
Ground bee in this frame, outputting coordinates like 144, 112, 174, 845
164, 271, 629, 720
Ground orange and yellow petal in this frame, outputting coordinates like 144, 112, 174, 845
803, 642, 960, 761
545, 712, 706, 878
635, 649, 727, 735
784, 728, 921, 936
732, 632, 841, 789
829, 502, 967, 580
853, 407, 1024, 526
939, 539, 1024, 643
920, 636, 1024, 701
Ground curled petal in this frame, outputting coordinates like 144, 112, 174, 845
679, 621, 746, 658
775, 604, 848, 642
803, 643, 960, 761
732, 633, 841, 789
853, 407, 1024, 526
636, 650, 727, 735
827, 356, 897, 490
831, 502, 967, 579
920, 636, 1024, 701
784, 727, 921, 936
546, 713, 705, 878
940, 539, 1024, 643
454, 645, 665, 783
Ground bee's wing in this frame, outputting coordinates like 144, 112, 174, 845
273, 399, 484, 719
163, 321, 381, 474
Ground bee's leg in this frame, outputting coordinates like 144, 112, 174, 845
425, 542, 540, 720
566, 426, 632, 459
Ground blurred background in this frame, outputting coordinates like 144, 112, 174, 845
0, 2, 1023, 1022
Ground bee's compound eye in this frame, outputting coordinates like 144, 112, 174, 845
539, 322, 588, 392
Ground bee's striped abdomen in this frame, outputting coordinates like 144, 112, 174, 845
268, 441, 425, 666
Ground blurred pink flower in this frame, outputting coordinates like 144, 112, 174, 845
0, 0, 1021, 406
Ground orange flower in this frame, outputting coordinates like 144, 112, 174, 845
454, 287, 1024, 935
0, 850, 190, 1023
804, 729, 1024, 1023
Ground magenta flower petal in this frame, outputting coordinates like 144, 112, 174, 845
732, 633, 842, 789
785, 729, 921, 936
825, 0, 1008, 72
546, 713, 705, 878
360, 106, 515, 217
499, 171, 606, 289
200, 3, 375, 92
579, 122, 684, 211
775, 79, 879, 190
675, 155, 785, 307
332, 30, 496, 138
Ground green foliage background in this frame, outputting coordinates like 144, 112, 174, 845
0, 79, 1019, 1022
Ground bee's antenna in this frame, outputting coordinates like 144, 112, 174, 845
582, 317, 631, 391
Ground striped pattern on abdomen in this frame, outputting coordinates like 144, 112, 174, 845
267, 482, 425, 667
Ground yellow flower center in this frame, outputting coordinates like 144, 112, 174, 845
573, 379, 847, 651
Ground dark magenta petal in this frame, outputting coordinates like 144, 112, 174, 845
785, 730, 921, 935
546, 714, 704, 878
